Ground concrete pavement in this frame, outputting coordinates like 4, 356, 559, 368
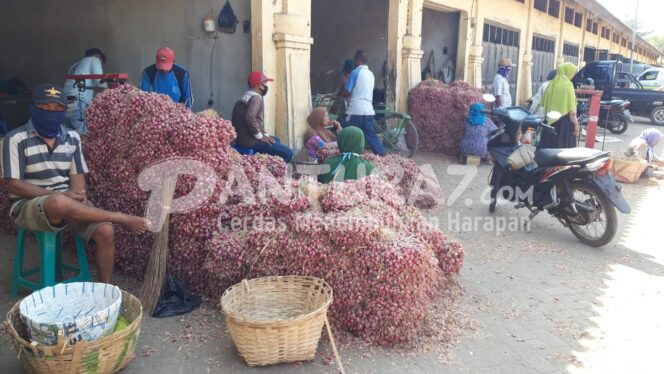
1, 119, 663, 373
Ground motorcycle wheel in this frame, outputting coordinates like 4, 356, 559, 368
607, 114, 628, 135
489, 167, 500, 213
565, 181, 617, 247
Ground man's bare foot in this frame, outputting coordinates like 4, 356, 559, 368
117, 215, 148, 234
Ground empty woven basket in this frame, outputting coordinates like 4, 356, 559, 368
220, 276, 333, 366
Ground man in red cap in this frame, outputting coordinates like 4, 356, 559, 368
231, 72, 293, 162
140, 47, 193, 109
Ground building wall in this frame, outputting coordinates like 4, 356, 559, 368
408, 0, 660, 107
420, 9, 460, 78
0, 0, 252, 117
560, 3, 585, 62
310, 0, 389, 95
530, 5, 562, 42
2, 0, 659, 149
475, 0, 531, 104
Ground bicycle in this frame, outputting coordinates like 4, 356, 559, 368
312, 93, 346, 121
311, 94, 419, 158
373, 106, 419, 158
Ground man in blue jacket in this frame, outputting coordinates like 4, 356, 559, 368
140, 47, 193, 109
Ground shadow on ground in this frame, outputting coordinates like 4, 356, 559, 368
1, 120, 663, 374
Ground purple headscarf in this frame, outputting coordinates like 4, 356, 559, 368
640, 128, 663, 146
640, 128, 662, 162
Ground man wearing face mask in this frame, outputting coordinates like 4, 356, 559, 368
493, 58, 515, 108
231, 71, 293, 162
1, 84, 148, 284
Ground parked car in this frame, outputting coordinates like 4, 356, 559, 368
637, 68, 664, 90
573, 61, 664, 126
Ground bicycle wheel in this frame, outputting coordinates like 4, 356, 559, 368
374, 114, 419, 158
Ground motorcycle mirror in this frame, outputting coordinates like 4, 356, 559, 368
546, 111, 562, 123
482, 93, 496, 103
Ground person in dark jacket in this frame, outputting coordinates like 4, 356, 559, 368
231, 72, 293, 162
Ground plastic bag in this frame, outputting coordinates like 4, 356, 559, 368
152, 275, 202, 318
520, 129, 533, 144
507, 145, 535, 170
218, 1, 238, 34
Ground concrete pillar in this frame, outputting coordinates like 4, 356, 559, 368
580, 9, 588, 65
386, 0, 408, 111
251, 0, 277, 136
519, 0, 535, 105
467, 1, 484, 89
387, 0, 444, 112
520, 53, 534, 104
251, 0, 312, 150
556, 0, 566, 66
273, 14, 313, 150
400, 35, 424, 111
467, 46, 484, 89
396, 0, 424, 112
456, 10, 471, 82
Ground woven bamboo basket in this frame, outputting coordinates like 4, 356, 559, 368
220, 276, 333, 367
4, 290, 142, 374
612, 155, 648, 183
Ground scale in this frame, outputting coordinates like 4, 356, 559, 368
64, 73, 129, 92
63, 73, 128, 122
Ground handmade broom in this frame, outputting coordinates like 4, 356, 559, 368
138, 179, 177, 315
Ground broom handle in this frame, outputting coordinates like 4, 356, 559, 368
324, 316, 346, 374
160, 179, 178, 227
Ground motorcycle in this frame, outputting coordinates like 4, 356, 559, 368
578, 99, 631, 135
485, 103, 630, 247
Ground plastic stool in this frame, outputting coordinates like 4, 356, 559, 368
232, 144, 256, 156
11, 228, 91, 296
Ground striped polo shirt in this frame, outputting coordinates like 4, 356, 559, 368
1, 120, 88, 201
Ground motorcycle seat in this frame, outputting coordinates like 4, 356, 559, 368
535, 147, 608, 167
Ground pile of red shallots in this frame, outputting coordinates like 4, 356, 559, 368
1, 85, 464, 346
316, 146, 442, 210
408, 80, 483, 156
205, 175, 463, 344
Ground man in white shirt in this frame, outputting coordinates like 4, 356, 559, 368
62, 48, 107, 134
493, 57, 514, 108
342, 50, 385, 155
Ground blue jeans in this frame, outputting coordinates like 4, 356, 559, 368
342, 115, 385, 155
64, 100, 89, 134
250, 136, 293, 162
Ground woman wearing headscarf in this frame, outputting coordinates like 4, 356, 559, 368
625, 128, 662, 162
539, 62, 579, 149
459, 102, 497, 160
300, 107, 342, 161
529, 69, 558, 116
318, 127, 376, 184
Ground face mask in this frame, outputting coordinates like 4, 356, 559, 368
30, 104, 64, 138
498, 66, 512, 78
260, 85, 269, 96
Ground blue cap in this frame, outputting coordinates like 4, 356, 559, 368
33, 84, 67, 106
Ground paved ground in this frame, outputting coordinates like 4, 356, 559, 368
1, 119, 663, 373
